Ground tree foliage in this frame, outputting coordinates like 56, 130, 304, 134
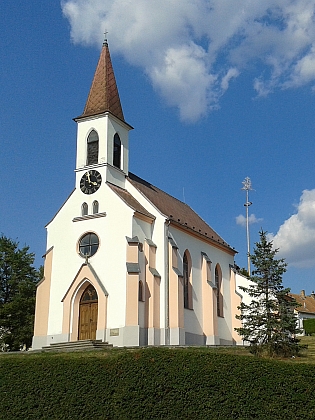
0, 235, 40, 351
235, 230, 301, 357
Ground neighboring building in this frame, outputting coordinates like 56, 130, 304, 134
32, 40, 246, 349
290, 290, 315, 333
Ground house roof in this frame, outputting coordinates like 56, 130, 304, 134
290, 291, 315, 315
128, 172, 235, 254
76, 41, 125, 122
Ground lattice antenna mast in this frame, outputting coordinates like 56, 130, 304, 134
242, 177, 253, 275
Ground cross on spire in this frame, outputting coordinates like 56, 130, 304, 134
103, 30, 108, 45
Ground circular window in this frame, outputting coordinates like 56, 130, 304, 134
79, 233, 99, 258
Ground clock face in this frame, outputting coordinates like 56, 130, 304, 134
80, 170, 102, 194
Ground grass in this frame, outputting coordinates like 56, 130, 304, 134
298, 335, 315, 361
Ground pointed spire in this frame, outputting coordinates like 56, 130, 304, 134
78, 41, 125, 121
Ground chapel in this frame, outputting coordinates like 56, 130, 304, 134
32, 40, 244, 349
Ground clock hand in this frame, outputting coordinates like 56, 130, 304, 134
86, 172, 91, 183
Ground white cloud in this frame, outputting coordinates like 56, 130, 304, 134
150, 44, 216, 121
269, 189, 315, 268
236, 214, 263, 227
61, 0, 315, 121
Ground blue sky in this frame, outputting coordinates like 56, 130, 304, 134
1, 1, 315, 294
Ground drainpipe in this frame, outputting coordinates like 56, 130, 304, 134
165, 219, 170, 345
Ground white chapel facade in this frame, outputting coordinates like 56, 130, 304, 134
32, 41, 245, 349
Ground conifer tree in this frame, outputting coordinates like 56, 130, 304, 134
0, 235, 40, 351
235, 230, 301, 357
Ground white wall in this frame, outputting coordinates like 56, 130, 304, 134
169, 225, 235, 342
46, 181, 135, 336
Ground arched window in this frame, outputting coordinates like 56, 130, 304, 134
81, 284, 98, 302
183, 250, 192, 309
215, 265, 223, 317
87, 130, 99, 165
81, 202, 88, 216
92, 200, 99, 214
139, 280, 144, 302
113, 133, 121, 168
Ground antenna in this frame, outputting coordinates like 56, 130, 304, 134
241, 177, 253, 275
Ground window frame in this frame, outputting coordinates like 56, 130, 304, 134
86, 130, 99, 166
215, 264, 224, 317
78, 232, 99, 258
81, 202, 88, 216
183, 250, 193, 309
92, 200, 99, 214
113, 133, 121, 169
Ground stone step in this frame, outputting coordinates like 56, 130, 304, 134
41, 339, 113, 353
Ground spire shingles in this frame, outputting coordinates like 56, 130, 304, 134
78, 42, 124, 121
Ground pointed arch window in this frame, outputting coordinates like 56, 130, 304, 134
92, 200, 99, 214
113, 133, 121, 169
87, 130, 99, 165
81, 284, 98, 302
183, 250, 192, 309
81, 202, 88, 216
215, 265, 223, 317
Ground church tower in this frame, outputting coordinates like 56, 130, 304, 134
74, 39, 133, 191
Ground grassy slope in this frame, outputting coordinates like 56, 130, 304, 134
1, 343, 315, 419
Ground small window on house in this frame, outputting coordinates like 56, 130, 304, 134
81, 202, 88, 216
183, 250, 192, 309
139, 280, 144, 302
92, 200, 99, 214
113, 133, 121, 168
87, 130, 99, 165
215, 265, 223, 317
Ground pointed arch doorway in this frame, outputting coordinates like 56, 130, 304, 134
78, 284, 98, 340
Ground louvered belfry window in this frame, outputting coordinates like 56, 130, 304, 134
113, 133, 121, 168
87, 130, 99, 165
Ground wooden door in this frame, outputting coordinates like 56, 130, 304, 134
78, 285, 98, 340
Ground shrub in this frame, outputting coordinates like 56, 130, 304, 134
1, 348, 315, 419
304, 319, 315, 335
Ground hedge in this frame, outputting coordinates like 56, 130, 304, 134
1, 347, 315, 419
304, 319, 315, 335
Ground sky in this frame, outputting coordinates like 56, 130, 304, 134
1, 1, 315, 294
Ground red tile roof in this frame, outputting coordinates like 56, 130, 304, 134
128, 172, 235, 254
290, 292, 315, 314
77, 42, 125, 121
